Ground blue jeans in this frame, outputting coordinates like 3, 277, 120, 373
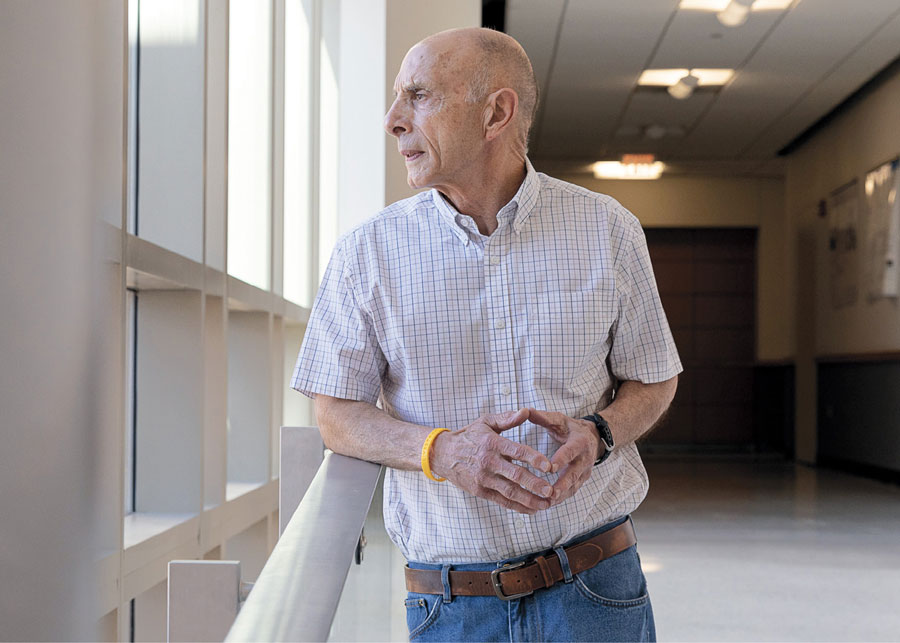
405, 516, 655, 642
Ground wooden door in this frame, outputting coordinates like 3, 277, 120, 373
643, 228, 757, 448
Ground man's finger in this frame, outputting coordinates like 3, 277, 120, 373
549, 441, 581, 472
480, 488, 538, 515
484, 408, 529, 431
494, 435, 552, 473
524, 408, 568, 436
494, 458, 554, 499
551, 462, 591, 501
551, 463, 580, 499
484, 476, 551, 512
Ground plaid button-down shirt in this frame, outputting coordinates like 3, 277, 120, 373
291, 160, 682, 563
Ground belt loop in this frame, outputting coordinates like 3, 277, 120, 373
441, 564, 452, 604
553, 546, 574, 583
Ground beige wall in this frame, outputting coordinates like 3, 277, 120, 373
787, 70, 900, 356
553, 173, 790, 361
785, 62, 900, 463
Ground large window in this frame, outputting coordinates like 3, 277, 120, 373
227, 0, 273, 290
135, 0, 205, 261
111, 0, 322, 639
318, 0, 340, 282
283, 0, 313, 307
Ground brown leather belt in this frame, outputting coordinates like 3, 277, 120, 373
404, 519, 636, 601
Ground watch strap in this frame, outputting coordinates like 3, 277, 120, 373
581, 413, 614, 465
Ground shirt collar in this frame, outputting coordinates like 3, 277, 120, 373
431, 158, 540, 245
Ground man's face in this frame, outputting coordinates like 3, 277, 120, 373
383, 41, 484, 190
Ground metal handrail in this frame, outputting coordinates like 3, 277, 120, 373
225, 452, 382, 642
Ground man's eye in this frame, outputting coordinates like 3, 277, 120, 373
414, 92, 427, 101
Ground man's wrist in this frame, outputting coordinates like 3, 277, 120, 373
580, 418, 602, 461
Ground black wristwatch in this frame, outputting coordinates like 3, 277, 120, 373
581, 413, 615, 465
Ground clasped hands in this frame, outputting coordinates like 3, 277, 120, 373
429, 408, 600, 515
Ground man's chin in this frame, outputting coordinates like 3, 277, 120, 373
406, 173, 428, 190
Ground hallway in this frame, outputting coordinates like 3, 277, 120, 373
636, 456, 900, 642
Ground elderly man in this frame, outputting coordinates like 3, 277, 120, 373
292, 27, 680, 642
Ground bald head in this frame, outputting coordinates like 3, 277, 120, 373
417, 28, 539, 151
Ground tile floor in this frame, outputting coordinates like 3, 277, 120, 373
634, 455, 900, 642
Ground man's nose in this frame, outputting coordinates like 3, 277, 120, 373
383, 99, 409, 138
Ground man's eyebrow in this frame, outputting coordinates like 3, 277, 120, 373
395, 82, 431, 95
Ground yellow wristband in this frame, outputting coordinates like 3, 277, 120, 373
421, 428, 450, 482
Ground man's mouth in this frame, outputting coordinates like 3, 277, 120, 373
402, 150, 424, 162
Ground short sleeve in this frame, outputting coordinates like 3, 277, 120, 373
290, 242, 386, 404
608, 219, 683, 383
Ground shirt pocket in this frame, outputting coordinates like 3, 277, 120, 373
525, 289, 613, 396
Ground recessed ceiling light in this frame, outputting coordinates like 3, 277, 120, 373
638, 68, 734, 87
668, 72, 700, 99
679, 0, 791, 10
592, 161, 666, 180
717, 0, 753, 27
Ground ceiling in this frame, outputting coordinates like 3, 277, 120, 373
505, 0, 900, 176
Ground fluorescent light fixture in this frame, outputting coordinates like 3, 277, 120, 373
668, 72, 699, 99
592, 161, 665, 180
638, 68, 734, 87
718, 0, 753, 26
679, 0, 791, 10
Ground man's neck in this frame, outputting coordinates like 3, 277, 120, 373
437, 157, 528, 236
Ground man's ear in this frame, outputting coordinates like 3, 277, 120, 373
483, 88, 519, 141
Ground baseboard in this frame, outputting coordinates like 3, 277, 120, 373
816, 456, 900, 487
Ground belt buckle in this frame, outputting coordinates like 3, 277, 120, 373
490, 560, 533, 601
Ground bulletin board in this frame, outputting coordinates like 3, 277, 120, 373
862, 158, 900, 300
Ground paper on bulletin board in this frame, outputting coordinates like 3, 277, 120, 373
827, 180, 860, 309
862, 158, 900, 299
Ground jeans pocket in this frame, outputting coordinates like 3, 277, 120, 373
405, 593, 442, 640
573, 545, 650, 608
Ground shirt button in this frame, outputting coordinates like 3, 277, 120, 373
490, 256, 501, 265
516, 517, 526, 530
495, 319, 505, 329
501, 385, 511, 396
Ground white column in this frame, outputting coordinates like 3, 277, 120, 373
0, 1, 124, 638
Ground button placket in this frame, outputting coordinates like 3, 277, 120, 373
484, 235, 516, 406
